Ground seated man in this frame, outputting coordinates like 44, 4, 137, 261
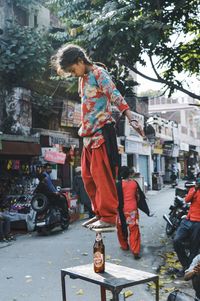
173, 177, 200, 277
35, 174, 68, 217
184, 254, 200, 301
0, 213, 14, 242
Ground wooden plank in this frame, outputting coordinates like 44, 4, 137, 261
90, 227, 116, 233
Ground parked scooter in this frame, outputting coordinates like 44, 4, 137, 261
163, 181, 195, 236
31, 193, 70, 234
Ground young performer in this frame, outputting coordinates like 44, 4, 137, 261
53, 44, 145, 228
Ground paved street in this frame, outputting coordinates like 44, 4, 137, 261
0, 184, 195, 301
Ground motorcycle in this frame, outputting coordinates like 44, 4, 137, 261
163, 181, 195, 236
163, 195, 189, 236
31, 193, 70, 234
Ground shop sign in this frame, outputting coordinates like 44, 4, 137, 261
125, 139, 150, 155
153, 139, 163, 154
49, 135, 79, 148
121, 153, 127, 166
173, 126, 180, 143
163, 143, 173, 156
172, 144, 180, 157
153, 148, 163, 155
180, 142, 189, 152
125, 139, 138, 153
44, 150, 66, 164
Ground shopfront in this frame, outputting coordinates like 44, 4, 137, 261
179, 142, 189, 178
125, 138, 151, 189
33, 129, 80, 188
0, 136, 41, 196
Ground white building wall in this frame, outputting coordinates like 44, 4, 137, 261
29, 5, 50, 29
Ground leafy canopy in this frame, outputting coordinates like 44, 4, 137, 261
47, 0, 200, 99
0, 24, 53, 87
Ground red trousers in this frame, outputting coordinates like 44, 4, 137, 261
117, 211, 141, 255
81, 143, 118, 224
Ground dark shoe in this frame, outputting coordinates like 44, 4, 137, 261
0, 238, 9, 243
176, 269, 185, 277
134, 254, 141, 260
5, 234, 15, 241
89, 212, 95, 219
121, 246, 129, 251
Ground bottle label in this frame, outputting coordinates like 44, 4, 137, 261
94, 251, 104, 268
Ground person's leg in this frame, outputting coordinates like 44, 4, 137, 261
173, 219, 191, 269
81, 146, 98, 215
90, 143, 118, 224
116, 216, 129, 250
3, 217, 11, 237
129, 223, 141, 256
0, 220, 5, 241
188, 222, 200, 265
192, 275, 200, 299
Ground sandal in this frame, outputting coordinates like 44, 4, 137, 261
82, 216, 100, 228
88, 220, 116, 229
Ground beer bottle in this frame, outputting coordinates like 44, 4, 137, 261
93, 232, 105, 273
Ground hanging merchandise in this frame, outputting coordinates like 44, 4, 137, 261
7, 160, 12, 170
12, 160, 20, 170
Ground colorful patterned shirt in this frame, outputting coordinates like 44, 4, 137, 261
78, 65, 129, 148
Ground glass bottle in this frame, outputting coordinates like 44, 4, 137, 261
93, 232, 105, 273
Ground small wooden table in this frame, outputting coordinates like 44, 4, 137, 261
61, 262, 159, 301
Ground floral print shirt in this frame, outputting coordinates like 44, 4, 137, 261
78, 65, 129, 148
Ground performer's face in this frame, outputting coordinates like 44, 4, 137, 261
65, 60, 86, 77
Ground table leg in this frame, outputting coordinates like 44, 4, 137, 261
100, 286, 106, 301
154, 277, 159, 301
112, 291, 120, 301
61, 271, 67, 301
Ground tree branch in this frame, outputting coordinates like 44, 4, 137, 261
120, 59, 200, 100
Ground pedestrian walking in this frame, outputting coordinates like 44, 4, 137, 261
53, 44, 145, 229
73, 166, 94, 218
116, 166, 150, 259
173, 177, 200, 277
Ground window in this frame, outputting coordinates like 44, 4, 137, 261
34, 14, 38, 28
13, 5, 29, 26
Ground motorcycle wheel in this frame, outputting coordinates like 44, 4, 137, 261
37, 227, 50, 236
31, 193, 48, 212
61, 213, 70, 230
166, 220, 175, 236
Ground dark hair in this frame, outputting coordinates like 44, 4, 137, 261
52, 44, 92, 72
119, 166, 130, 179
43, 163, 52, 169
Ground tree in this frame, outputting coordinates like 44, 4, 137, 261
0, 24, 52, 88
46, 0, 200, 100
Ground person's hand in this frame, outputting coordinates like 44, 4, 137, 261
193, 263, 200, 275
129, 120, 146, 138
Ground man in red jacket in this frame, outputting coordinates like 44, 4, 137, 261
173, 177, 200, 277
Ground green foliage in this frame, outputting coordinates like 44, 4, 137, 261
0, 24, 53, 87
32, 92, 54, 115
47, 0, 200, 98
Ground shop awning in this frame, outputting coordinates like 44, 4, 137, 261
0, 141, 41, 156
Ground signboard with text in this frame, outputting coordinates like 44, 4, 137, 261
44, 150, 66, 165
